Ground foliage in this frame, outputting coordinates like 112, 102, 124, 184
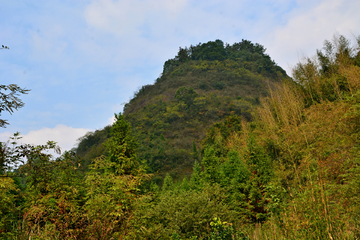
129, 184, 234, 239
4, 35, 360, 239
0, 84, 29, 127
0, 176, 19, 238
84, 113, 147, 238
76, 39, 289, 178
105, 113, 142, 175
254, 34, 360, 239
126, 34, 360, 239
163, 39, 285, 78
75, 126, 112, 169
0, 114, 147, 239
209, 217, 237, 240
0, 132, 60, 176
20, 151, 87, 239
202, 115, 242, 157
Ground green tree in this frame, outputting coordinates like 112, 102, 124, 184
84, 113, 147, 238
130, 184, 231, 239
20, 151, 87, 239
0, 134, 66, 238
202, 115, 242, 157
105, 112, 141, 175
162, 173, 173, 191
189, 160, 202, 190
174, 86, 199, 107
201, 146, 220, 184
176, 47, 190, 63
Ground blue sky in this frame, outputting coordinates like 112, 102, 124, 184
1, 0, 360, 153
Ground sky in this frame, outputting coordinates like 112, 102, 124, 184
1, 0, 360, 154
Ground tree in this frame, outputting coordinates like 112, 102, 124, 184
84, 113, 147, 238
105, 112, 141, 175
176, 47, 190, 63
0, 84, 30, 127
174, 86, 198, 107
1, 132, 60, 176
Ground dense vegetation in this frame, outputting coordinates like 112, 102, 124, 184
1, 35, 360, 239
77, 39, 289, 179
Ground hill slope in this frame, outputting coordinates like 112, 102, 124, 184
76, 39, 290, 177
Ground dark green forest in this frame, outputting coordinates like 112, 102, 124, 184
1, 36, 360, 239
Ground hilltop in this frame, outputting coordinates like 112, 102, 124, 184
76, 39, 290, 177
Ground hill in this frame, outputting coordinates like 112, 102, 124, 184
3, 35, 360, 239
76, 39, 290, 177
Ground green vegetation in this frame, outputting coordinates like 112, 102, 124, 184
2, 35, 360, 239
0, 84, 29, 128
77, 39, 289, 179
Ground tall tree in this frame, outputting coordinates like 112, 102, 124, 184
105, 112, 141, 175
84, 113, 147, 237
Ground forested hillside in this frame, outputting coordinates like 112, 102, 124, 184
76, 39, 289, 178
1, 35, 360, 239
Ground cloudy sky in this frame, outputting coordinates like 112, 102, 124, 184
1, 0, 359, 153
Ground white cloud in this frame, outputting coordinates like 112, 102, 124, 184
108, 115, 116, 125
0, 124, 92, 154
261, 0, 360, 74
84, 0, 188, 36
84, 0, 144, 37
82, 0, 191, 67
